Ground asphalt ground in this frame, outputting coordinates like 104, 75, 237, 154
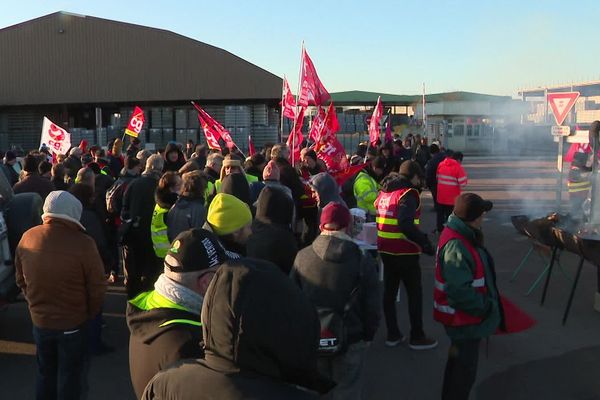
1, 155, 600, 400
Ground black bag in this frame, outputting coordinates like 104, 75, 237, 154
317, 286, 359, 356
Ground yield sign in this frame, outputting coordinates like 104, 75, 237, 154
547, 92, 580, 126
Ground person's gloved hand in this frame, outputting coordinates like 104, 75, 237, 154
422, 241, 435, 256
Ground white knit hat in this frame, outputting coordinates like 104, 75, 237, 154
42, 191, 84, 230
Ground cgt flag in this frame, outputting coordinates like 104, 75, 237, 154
281, 77, 296, 119
40, 117, 71, 156
248, 135, 256, 156
316, 134, 348, 174
125, 106, 145, 138
298, 47, 330, 107
287, 107, 306, 165
192, 102, 237, 150
198, 114, 222, 151
369, 96, 383, 147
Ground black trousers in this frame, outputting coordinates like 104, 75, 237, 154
442, 339, 481, 400
437, 204, 454, 233
380, 253, 425, 339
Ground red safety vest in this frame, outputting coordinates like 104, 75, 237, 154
375, 188, 422, 255
436, 158, 467, 206
433, 226, 487, 326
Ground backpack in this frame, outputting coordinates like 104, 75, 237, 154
106, 178, 131, 215
316, 285, 359, 356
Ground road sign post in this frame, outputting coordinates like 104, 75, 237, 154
548, 92, 580, 212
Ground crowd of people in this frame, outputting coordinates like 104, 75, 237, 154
6, 132, 502, 400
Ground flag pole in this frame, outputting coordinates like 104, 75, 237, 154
280, 75, 286, 143
291, 40, 304, 166
422, 82, 427, 138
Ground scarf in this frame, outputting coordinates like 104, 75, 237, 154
154, 274, 203, 316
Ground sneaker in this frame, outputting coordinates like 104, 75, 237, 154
385, 334, 407, 347
409, 336, 438, 350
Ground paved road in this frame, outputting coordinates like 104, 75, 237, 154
2, 155, 600, 399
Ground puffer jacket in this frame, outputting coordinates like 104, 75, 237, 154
436, 157, 467, 206
142, 259, 333, 399
291, 232, 381, 344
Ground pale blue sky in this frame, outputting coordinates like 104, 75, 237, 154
3, 1, 599, 96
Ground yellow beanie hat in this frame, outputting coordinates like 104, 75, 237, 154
208, 193, 252, 236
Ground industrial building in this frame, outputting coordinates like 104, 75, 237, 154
0, 12, 282, 152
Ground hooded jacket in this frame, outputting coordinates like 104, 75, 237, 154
291, 232, 381, 344
142, 259, 333, 400
166, 196, 207, 243
163, 143, 186, 173
127, 290, 203, 399
246, 187, 297, 274
310, 172, 347, 210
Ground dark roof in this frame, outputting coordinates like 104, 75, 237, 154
0, 12, 282, 106
330, 90, 510, 106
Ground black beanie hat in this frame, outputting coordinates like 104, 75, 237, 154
164, 228, 229, 272
453, 193, 493, 222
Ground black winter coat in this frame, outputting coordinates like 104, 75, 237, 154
127, 296, 202, 399
142, 259, 332, 400
246, 186, 297, 274
291, 234, 381, 343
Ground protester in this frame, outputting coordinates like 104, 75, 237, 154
434, 193, 502, 400
190, 144, 207, 167
167, 170, 208, 242
50, 163, 70, 192
301, 148, 326, 177
220, 171, 252, 209
126, 137, 142, 159
178, 159, 200, 175
353, 156, 385, 218
136, 149, 153, 168
567, 151, 592, 217
261, 159, 293, 199
205, 193, 252, 257
38, 160, 52, 179
291, 202, 380, 400
75, 166, 95, 188
106, 157, 141, 224
142, 258, 334, 399
128, 228, 230, 399
378, 142, 396, 176
215, 154, 257, 193
15, 190, 106, 400
13, 154, 54, 200
425, 144, 446, 226
63, 147, 83, 180
203, 152, 223, 184
1, 150, 20, 186
414, 136, 431, 170
246, 186, 297, 274
436, 152, 467, 232
375, 163, 437, 350
244, 152, 267, 181
121, 154, 164, 298
310, 172, 346, 211
151, 171, 182, 259
184, 139, 195, 160
163, 142, 186, 172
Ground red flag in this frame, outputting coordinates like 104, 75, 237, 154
496, 296, 536, 335
308, 107, 326, 143
281, 77, 296, 119
287, 107, 305, 165
315, 134, 348, 173
321, 102, 340, 143
384, 113, 393, 144
125, 106, 145, 138
248, 135, 256, 156
332, 162, 368, 186
192, 103, 237, 150
369, 96, 383, 147
198, 114, 222, 150
298, 48, 330, 107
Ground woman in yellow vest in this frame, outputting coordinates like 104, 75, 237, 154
151, 172, 182, 258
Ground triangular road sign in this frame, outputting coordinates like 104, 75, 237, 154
547, 92, 580, 126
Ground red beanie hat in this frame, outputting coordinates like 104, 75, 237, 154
320, 202, 351, 231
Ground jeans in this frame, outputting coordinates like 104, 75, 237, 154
32, 324, 89, 400
380, 254, 425, 340
442, 339, 481, 400
317, 341, 369, 400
